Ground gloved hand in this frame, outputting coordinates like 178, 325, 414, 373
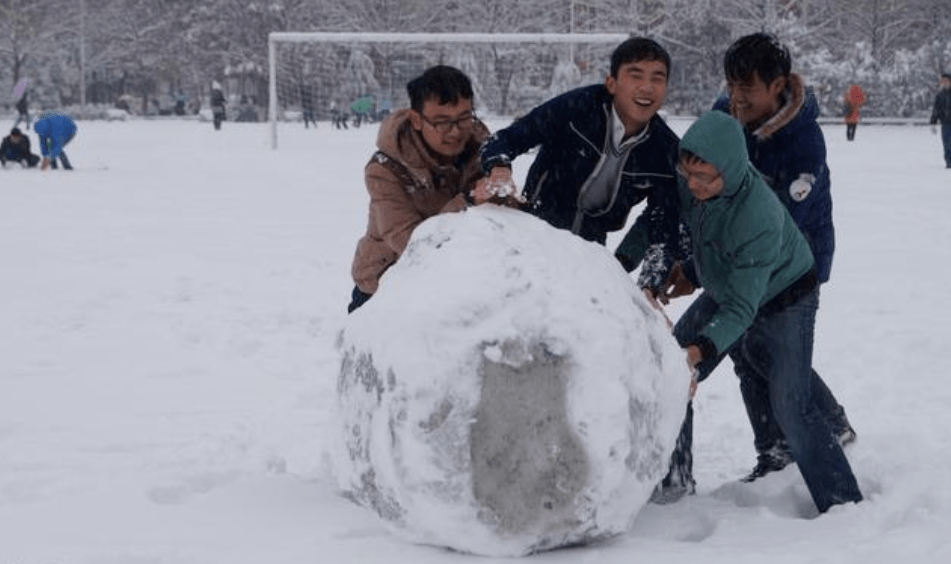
658, 261, 696, 304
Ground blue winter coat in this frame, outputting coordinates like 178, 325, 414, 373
34, 114, 78, 160
713, 73, 834, 283
480, 85, 682, 255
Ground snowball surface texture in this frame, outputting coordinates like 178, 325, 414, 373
333, 206, 690, 556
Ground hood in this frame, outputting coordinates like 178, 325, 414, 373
679, 111, 752, 198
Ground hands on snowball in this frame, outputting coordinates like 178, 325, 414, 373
640, 261, 700, 398
469, 167, 527, 207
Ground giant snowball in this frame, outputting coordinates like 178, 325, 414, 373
332, 206, 690, 556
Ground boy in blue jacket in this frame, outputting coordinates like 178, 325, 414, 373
480, 37, 685, 277
652, 34, 855, 502
672, 111, 862, 514
711, 33, 854, 482
34, 114, 77, 171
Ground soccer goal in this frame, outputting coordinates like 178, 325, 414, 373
267, 32, 630, 149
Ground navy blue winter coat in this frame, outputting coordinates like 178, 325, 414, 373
713, 73, 834, 283
480, 85, 682, 255
931, 87, 951, 125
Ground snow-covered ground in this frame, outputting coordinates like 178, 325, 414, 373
0, 116, 949, 563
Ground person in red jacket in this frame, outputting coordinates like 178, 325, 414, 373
843, 84, 866, 141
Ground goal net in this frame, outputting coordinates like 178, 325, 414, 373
267, 32, 629, 149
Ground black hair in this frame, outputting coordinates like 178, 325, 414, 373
723, 32, 791, 85
610, 37, 671, 79
406, 65, 474, 113
10, 127, 22, 136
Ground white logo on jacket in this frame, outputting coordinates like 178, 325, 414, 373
789, 173, 816, 202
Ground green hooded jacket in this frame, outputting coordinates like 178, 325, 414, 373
679, 111, 814, 358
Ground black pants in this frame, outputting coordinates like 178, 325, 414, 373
49, 152, 72, 170
1, 152, 39, 168
47, 132, 75, 170
846, 123, 857, 141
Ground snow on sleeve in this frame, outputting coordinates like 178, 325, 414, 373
331, 205, 691, 556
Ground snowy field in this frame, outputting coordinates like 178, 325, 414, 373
1, 116, 949, 563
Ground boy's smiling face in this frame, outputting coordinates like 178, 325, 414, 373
727, 71, 786, 129
606, 58, 668, 137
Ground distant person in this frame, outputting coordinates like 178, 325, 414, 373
348, 66, 511, 313
210, 81, 226, 130
669, 110, 863, 514
14, 91, 30, 129
843, 84, 865, 141
301, 85, 317, 129
34, 114, 77, 171
0, 127, 39, 168
930, 73, 951, 169
350, 95, 374, 128
331, 100, 348, 129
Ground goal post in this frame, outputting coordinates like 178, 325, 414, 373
267, 32, 630, 149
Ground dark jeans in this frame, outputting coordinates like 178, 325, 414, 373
669, 289, 862, 512
736, 354, 847, 454
14, 111, 30, 130
942, 123, 951, 167
347, 286, 373, 313
46, 133, 75, 170
846, 123, 857, 141
49, 151, 72, 170
213, 110, 225, 130
1, 150, 39, 168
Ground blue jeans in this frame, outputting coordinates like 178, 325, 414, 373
733, 289, 849, 454
942, 123, 951, 167
674, 289, 862, 512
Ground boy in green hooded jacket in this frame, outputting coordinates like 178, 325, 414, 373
668, 111, 861, 513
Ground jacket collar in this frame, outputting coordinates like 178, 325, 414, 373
734, 73, 806, 142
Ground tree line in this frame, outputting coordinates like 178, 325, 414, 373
1, 0, 949, 118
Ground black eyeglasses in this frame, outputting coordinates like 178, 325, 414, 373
420, 112, 476, 134
676, 163, 721, 187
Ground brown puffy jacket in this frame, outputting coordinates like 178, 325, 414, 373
350, 109, 489, 294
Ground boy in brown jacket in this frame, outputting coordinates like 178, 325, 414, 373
348, 66, 506, 313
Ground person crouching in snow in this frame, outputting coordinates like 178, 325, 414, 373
0, 127, 40, 168
667, 111, 863, 514
34, 114, 77, 171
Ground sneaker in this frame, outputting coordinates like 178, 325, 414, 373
740, 447, 794, 483
832, 412, 857, 448
836, 424, 857, 447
